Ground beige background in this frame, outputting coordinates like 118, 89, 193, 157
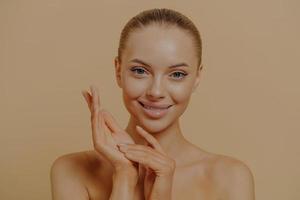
0, 0, 299, 199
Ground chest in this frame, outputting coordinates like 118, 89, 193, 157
86, 167, 223, 200
171, 167, 222, 200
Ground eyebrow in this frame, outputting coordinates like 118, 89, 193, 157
129, 58, 189, 68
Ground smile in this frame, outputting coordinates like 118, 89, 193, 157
138, 101, 172, 118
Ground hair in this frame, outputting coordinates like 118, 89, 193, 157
117, 8, 203, 70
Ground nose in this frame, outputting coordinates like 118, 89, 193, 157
146, 77, 165, 100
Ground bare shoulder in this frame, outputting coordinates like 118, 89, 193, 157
50, 150, 108, 200
209, 153, 255, 200
178, 144, 255, 199
210, 153, 254, 178
51, 150, 94, 178
50, 151, 90, 199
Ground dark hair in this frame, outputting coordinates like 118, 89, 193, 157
117, 8, 203, 70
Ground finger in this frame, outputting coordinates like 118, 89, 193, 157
81, 90, 92, 112
91, 85, 112, 142
136, 126, 166, 155
127, 149, 176, 177
121, 148, 166, 172
118, 144, 176, 175
90, 85, 97, 111
90, 86, 105, 143
93, 85, 101, 109
101, 110, 122, 133
94, 86, 113, 139
84, 88, 111, 137
99, 110, 108, 140
118, 144, 165, 163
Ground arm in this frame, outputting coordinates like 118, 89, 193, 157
50, 156, 89, 200
109, 167, 138, 200
117, 126, 176, 200
51, 156, 139, 200
82, 86, 139, 198
225, 161, 255, 200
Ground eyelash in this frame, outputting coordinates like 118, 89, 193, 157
130, 66, 188, 79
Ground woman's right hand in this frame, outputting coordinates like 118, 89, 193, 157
81, 85, 137, 175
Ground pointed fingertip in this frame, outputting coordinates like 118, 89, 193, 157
136, 125, 146, 134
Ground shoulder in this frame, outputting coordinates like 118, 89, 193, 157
51, 151, 92, 177
210, 154, 255, 200
50, 150, 103, 200
50, 150, 108, 180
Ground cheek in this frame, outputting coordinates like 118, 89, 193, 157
122, 75, 147, 99
167, 82, 194, 120
169, 81, 194, 103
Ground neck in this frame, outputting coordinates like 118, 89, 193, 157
125, 116, 189, 161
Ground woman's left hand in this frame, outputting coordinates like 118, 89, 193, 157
117, 125, 176, 200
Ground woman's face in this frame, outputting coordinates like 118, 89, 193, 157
114, 25, 202, 133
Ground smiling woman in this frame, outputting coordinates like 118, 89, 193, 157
50, 8, 255, 200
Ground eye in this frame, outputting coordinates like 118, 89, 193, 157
130, 66, 147, 75
170, 71, 188, 79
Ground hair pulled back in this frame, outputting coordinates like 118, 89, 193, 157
117, 8, 203, 69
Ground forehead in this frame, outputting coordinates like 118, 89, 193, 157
123, 25, 197, 68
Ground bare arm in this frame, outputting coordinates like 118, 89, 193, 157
109, 167, 138, 200
83, 86, 140, 199
226, 162, 255, 200
215, 157, 255, 200
50, 156, 89, 200
50, 156, 139, 200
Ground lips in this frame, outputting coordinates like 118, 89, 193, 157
138, 101, 171, 118
138, 101, 172, 109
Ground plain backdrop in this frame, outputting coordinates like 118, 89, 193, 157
0, 0, 299, 199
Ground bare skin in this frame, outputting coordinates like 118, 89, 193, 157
51, 145, 254, 200
50, 24, 255, 200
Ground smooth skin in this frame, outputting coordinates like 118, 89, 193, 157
50, 24, 255, 200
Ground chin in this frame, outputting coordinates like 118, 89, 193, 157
141, 121, 175, 134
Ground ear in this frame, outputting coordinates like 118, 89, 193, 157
114, 56, 122, 88
192, 64, 203, 93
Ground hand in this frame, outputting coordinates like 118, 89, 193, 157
81, 85, 137, 173
117, 126, 176, 200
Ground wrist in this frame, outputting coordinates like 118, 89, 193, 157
113, 171, 138, 187
114, 164, 137, 174
113, 166, 138, 183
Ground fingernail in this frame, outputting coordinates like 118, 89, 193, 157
136, 126, 145, 134
117, 143, 128, 147
117, 143, 128, 150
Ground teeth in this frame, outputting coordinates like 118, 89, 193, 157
144, 105, 167, 110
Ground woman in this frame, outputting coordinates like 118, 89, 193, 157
50, 8, 255, 200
